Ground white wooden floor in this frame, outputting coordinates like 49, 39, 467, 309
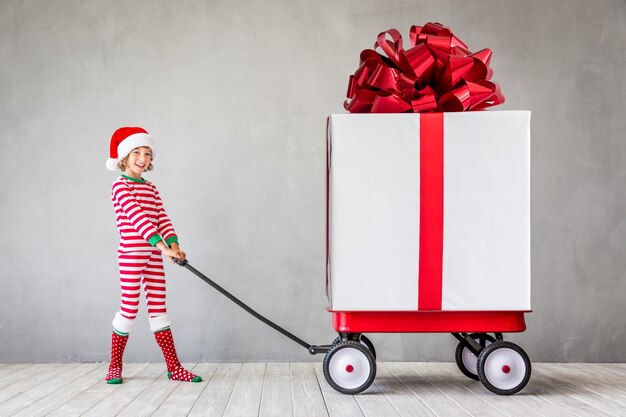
0, 362, 624, 417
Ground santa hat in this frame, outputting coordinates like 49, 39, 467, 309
106, 126, 156, 171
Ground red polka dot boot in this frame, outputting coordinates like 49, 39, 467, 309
154, 328, 202, 382
106, 331, 129, 384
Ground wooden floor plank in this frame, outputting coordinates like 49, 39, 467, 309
11, 363, 108, 417
462, 363, 579, 417
532, 365, 623, 416
375, 363, 437, 417
409, 362, 506, 417
569, 363, 626, 393
188, 363, 243, 417
353, 370, 401, 417
0, 364, 35, 381
259, 362, 293, 417
430, 361, 545, 417
385, 361, 472, 417
390, 361, 475, 417
115, 372, 180, 417
525, 366, 619, 417
0, 364, 97, 415
580, 363, 626, 381
80, 363, 166, 416
0, 364, 58, 402
150, 363, 219, 417
2, 362, 625, 416
541, 363, 626, 403
222, 362, 265, 417
314, 363, 364, 417
290, 362, 329, 417
46, 363, 146, 416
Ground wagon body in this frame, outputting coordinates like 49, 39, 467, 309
330, 310, 527, 333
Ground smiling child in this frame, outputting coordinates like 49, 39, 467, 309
104, 126, 201, 384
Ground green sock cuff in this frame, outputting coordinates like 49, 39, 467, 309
113, 328, 129, 337
153, 326, 171, 334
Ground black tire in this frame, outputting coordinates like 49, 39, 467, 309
331, 335, 377, 360
323, 341, 376, 395
476, 341, 531, 395
455, 333, 496, 380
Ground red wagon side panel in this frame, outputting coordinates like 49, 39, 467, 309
331, 311, 528, 333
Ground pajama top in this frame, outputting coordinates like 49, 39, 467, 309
112, 174, 179, 252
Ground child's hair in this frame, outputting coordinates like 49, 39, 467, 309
118, 156, 154, 172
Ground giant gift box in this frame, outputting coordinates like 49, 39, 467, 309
326, 111, 530, 312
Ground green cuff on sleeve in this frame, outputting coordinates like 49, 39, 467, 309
148, 234, 163, 247
165, 236, 179, 247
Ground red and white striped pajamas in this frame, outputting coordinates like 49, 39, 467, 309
111, 175, 178, 333
118, 251, 166, 318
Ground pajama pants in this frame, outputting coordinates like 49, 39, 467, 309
112, 250, 172, 333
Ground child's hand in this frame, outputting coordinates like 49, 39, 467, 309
157, 241, 186, 264
169, 243, 186, 263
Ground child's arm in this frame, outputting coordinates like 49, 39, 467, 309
112, 181, 163, 246
154, 189, 179, 248
152, 187, 186, 263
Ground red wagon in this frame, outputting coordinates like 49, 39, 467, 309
323, 310, 531, 395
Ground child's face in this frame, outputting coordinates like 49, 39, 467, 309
125, 146, 152, 177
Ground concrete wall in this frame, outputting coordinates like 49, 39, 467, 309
1, 0, 624, 363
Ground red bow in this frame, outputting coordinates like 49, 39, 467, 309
345, 22, 505, 113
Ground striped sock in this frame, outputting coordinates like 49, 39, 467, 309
154, 328, 202, 383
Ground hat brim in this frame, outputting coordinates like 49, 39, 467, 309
116, 133, 156, 162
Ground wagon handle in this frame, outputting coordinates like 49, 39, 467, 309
172, 258, 330, 354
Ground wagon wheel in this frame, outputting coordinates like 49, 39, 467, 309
332, 335, 377, 360
323, 341, 376, 395
454, 333, 496, 380
476, 341, 531, 395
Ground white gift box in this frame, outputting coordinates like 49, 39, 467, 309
326, 111, 531, 312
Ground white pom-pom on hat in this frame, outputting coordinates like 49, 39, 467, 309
106, 126, 156, 171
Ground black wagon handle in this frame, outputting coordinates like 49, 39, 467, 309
172, 258, 331, 355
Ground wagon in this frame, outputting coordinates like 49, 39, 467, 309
323, 310, 531, 395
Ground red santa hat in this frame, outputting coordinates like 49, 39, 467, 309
106, 126, 156, 171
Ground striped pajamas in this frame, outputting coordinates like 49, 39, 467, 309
118, 251, 166, 319
111, 175, 179, 333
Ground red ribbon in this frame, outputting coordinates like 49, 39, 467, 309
344, 22, 505, 113
418, 113, 444, 310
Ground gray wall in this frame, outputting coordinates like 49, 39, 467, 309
1, 0, 624, 363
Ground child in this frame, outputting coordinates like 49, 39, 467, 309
104, 126, 201, 383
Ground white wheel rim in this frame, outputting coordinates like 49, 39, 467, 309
329, 347, 371, 390
462, 339, 492, 375
483, 347, 527, 390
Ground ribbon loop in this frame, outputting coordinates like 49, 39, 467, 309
344, 22, 505, 113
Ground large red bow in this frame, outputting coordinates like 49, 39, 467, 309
345, 22, 505, 113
